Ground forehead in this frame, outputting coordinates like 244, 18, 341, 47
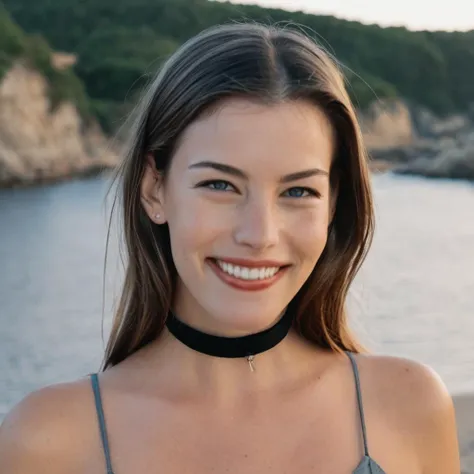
172, 98, 335, 175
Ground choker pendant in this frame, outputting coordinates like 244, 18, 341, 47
247, 355, 256, 372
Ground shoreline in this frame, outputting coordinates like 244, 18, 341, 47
0, 164, 115, 189
453, 393, 474, 473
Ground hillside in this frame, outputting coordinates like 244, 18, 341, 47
0, 6, 117, 186
1, 0, 473, 183
3, 0, 474, 134
0, 4, 92, 120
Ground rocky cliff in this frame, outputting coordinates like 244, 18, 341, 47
361, 100, 474, 181
359, 99, 415, 150
1, 61, 472, 187
0, 62, 118, 187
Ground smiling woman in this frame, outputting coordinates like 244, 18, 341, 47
0, 22, 460, 474
141, 98, 337, 338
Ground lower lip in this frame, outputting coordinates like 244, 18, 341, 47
206, 259, 289, 292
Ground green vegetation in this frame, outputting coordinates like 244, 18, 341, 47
0, 4, 91, 120
0, 4, 27, 78
2, 0, 473, 133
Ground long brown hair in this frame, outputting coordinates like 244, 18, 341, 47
102, 22, 374, 370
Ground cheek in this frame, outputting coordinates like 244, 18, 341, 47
166, 191, 229, 258
288, 208, 329, 258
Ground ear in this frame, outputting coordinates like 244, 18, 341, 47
140, 153, 166, 225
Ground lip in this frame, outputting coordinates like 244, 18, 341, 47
206, 258, 290, 292
210, 257, 290, 268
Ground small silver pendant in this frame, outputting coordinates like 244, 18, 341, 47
247, 355, 256, 372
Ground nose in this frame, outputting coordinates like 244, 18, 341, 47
233, 194, 280, 250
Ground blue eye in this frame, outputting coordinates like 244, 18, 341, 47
284, 187, 320, 198
196, 181, 319, 198
198, 180, 235, 192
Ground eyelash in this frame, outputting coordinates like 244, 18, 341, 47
196, 180, 321, 198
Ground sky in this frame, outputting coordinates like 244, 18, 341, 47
217, 0, 474, 31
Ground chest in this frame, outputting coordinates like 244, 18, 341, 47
90, 398, 370, 474
84, 385, 419, 474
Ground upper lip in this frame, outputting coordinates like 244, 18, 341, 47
210, 257, 290, 268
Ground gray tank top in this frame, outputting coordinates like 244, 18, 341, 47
90, 351, 386, 474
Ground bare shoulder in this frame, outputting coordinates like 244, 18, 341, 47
0, 377, 98, 474
353, 352, 460, 473
352, 353, 453, 412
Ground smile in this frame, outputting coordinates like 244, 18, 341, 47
206, 258, 290, 292
216, 260, 280, 280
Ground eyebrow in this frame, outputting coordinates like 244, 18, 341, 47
188, 160, 329, 183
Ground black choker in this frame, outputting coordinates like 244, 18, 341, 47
165, 309, 294, 372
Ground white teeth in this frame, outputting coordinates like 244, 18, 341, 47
216, 260, 280, 281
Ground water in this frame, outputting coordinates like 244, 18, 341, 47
0, 173, 473, 419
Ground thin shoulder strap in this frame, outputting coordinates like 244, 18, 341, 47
90, 373, 115, 474
345, 351, 369, 457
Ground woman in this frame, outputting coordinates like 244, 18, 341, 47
0, 22, 459, 473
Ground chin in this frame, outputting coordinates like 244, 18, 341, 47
174, 271, 295, 335
205, 302, 288, 336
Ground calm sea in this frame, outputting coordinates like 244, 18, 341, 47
0, 173, 473, 419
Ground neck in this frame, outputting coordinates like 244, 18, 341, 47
144, 326, 327, 406
165, 307, 294, 364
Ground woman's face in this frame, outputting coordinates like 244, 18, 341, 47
141, 98, 336, 335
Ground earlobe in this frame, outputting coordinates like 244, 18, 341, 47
140, 153, 166, 224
